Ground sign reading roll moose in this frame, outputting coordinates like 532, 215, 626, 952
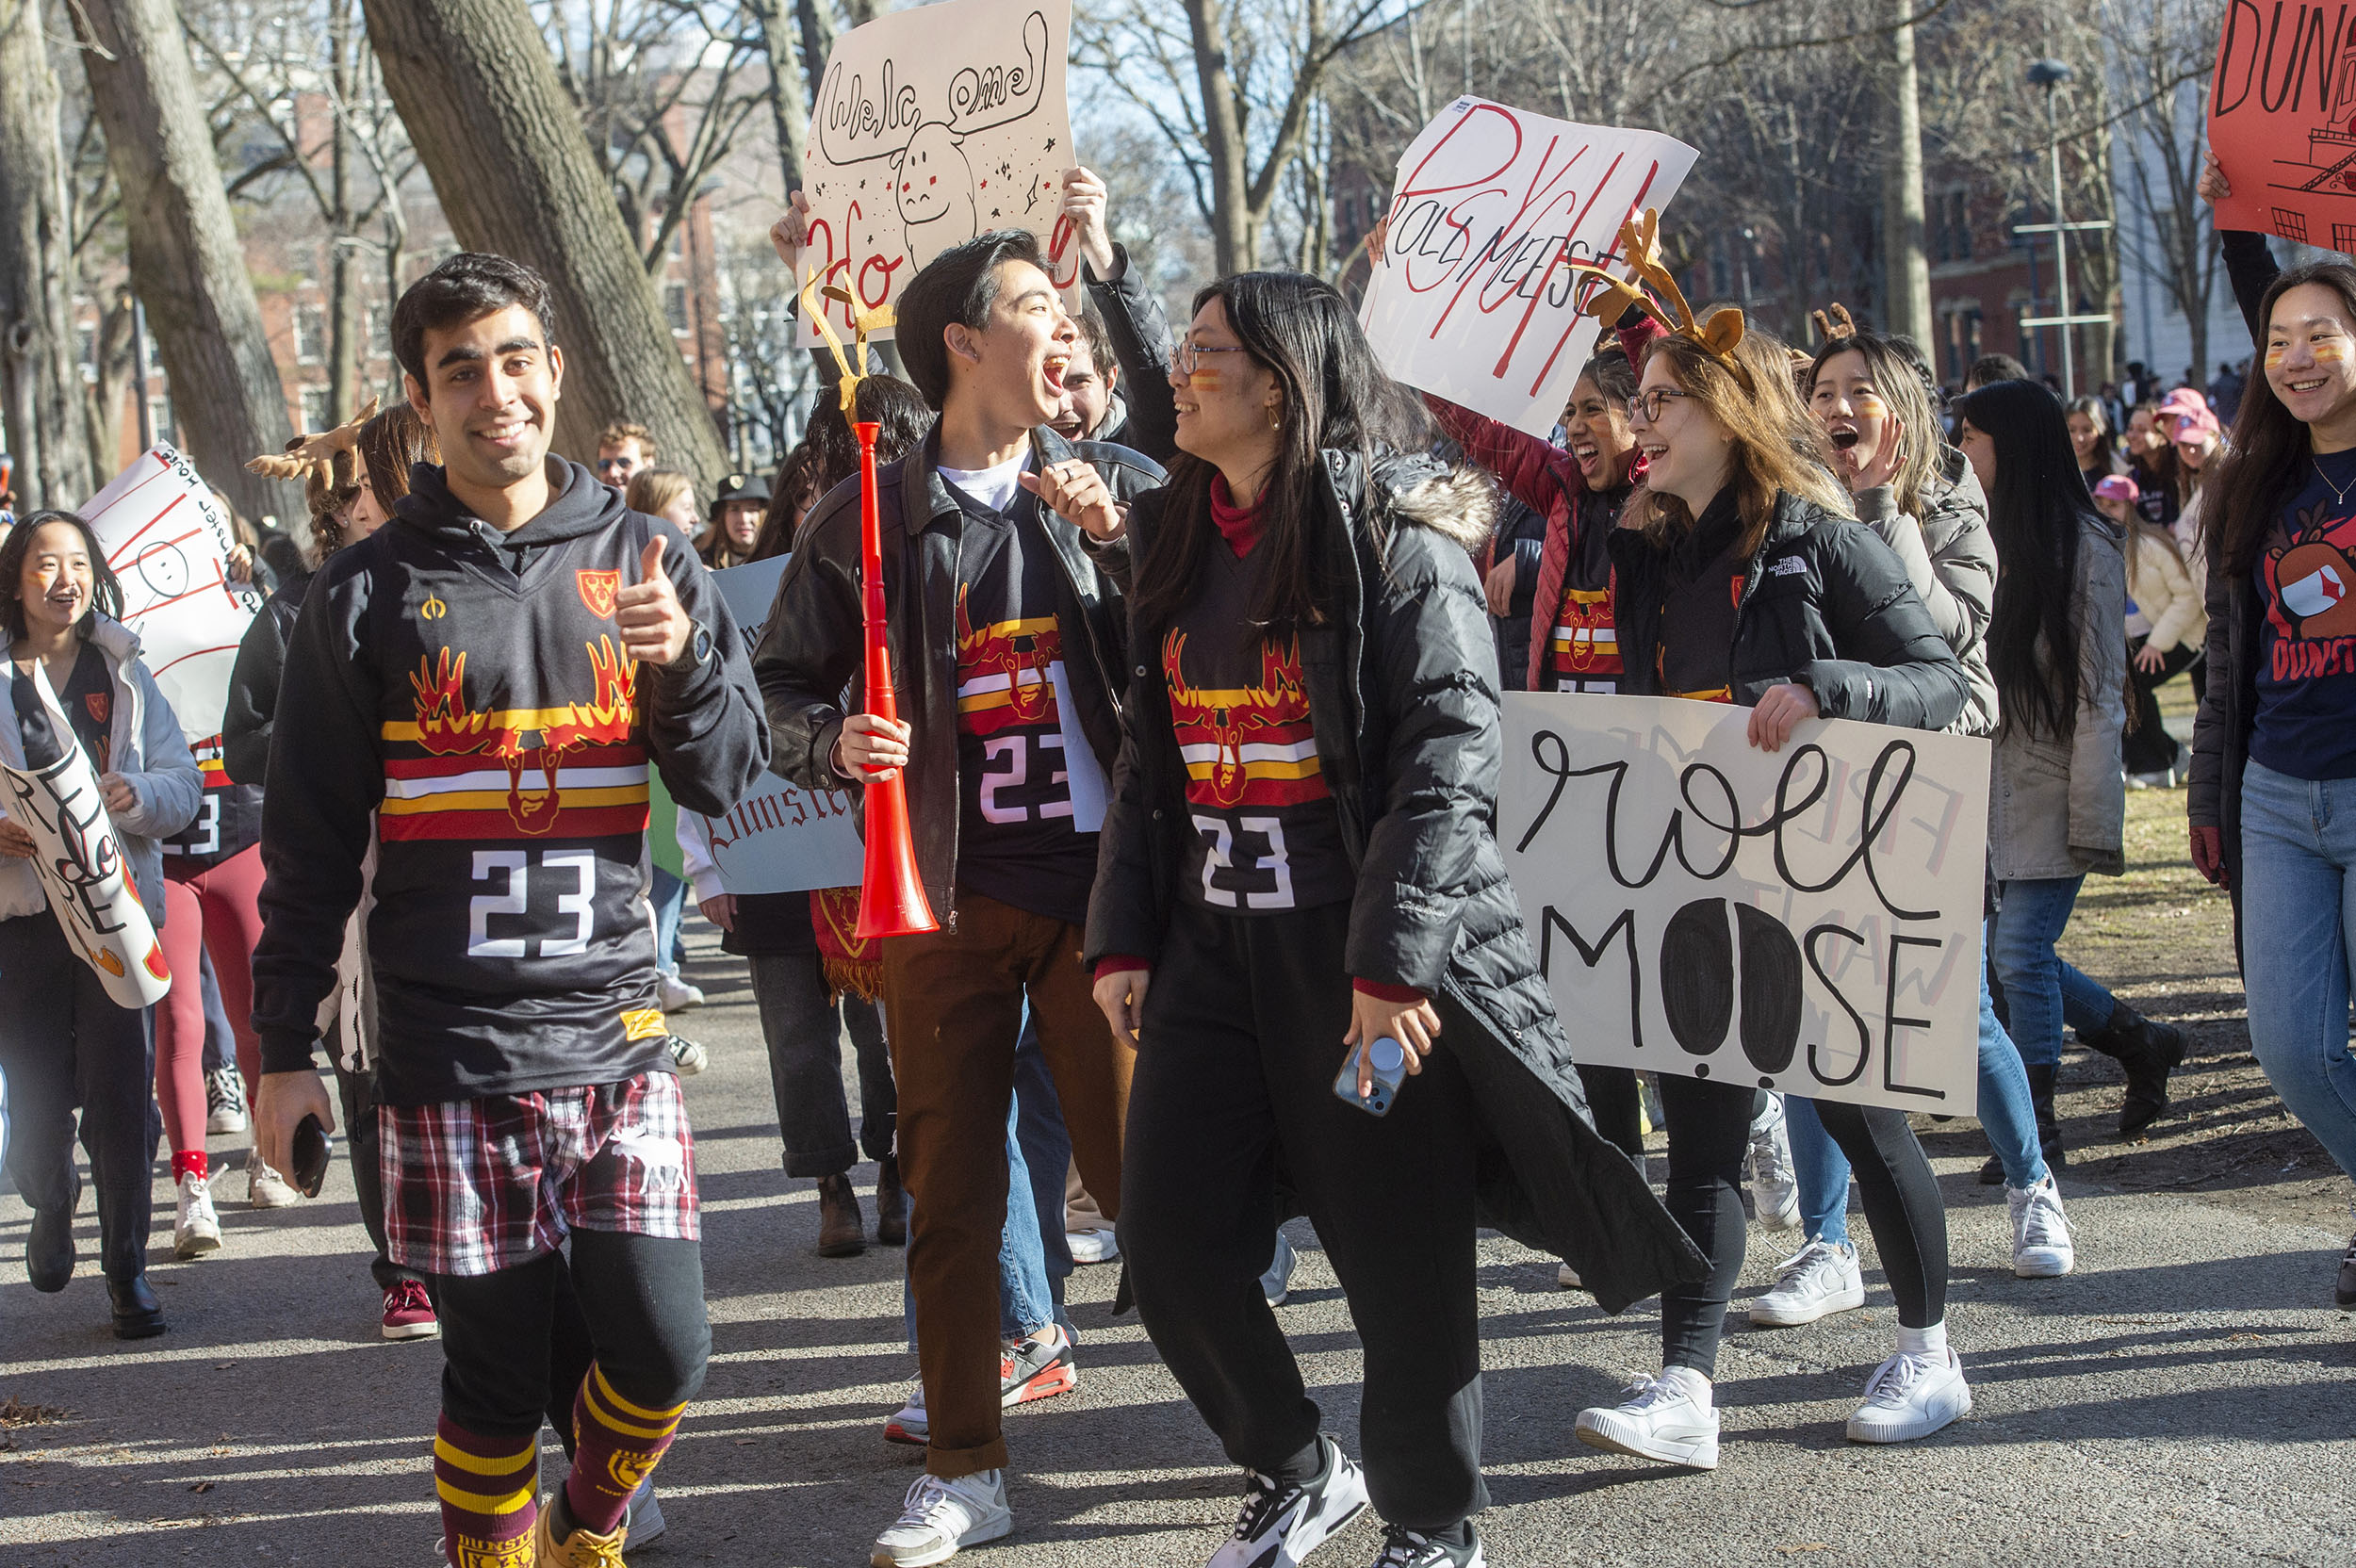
1500, 694, 1988, 1113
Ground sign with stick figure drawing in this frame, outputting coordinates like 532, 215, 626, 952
2211, 3, 2356, 251
1500, 693, 1987, 1113
797, 0, 1077, 346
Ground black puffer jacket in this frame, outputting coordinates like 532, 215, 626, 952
1609, 489, 1969, 727
1086, 449, 1708, 1313
753, 424, 1165, 917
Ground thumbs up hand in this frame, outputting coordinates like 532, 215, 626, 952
617, 532, 694, 665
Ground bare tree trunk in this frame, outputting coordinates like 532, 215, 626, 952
82, 290, 136, 473
1881, 8, 1931, 341
0, 0, 96, 507
328, 0, 363, 424
1183, 0, 1253, 273
751, 0, 809, 195
71, 0, 299, 520
794, 0, 834, 106
361, 0, 728, 483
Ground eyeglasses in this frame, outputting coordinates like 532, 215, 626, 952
1629, 388, 1694, 424
1175, 341, 1250, 376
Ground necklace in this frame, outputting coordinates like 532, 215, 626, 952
2318, 449, 2356, 503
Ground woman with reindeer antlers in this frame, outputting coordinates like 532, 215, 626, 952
1560, 218, 1979, 1465
1030, 267, 1700, 1568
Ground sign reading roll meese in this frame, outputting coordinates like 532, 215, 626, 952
1500, 694, 1988, 1113
1359, 97, 1696, 438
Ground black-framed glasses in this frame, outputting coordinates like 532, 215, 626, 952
1630, 388, 1694, 424
1175, 341, 1250, 375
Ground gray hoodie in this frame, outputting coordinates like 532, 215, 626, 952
1851, 447, 2000, 738
0, 613, 203, 927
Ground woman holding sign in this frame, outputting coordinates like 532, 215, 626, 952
1573, 302, 1978, 1462
1760, 324, 2075, 1328
1047, 270, 1698, 1568
0, 511, 201, 1338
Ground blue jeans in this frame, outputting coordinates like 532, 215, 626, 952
1987, 874, 2118, 1068
650, 867, 688, 978
2236, 760, 2356, 1180
1791, 967, 2049, 1243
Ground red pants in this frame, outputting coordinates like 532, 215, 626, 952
155, 844, 267, 1157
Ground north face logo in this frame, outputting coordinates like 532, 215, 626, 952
1768, 555, 1808, 578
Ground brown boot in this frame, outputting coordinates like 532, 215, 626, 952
875, 1154, 908, 1247
815, 1172, 865, 1257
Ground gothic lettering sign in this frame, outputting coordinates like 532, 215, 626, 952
1500, 694, 1988, 1111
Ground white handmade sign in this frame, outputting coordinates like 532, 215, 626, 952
679, 556, 865, 893
0, 664, 172, 1007
1500, 693, 1988, 1112
1360, 98, 1697, 438
81, 447, 262, 746
798, 0, 1078, 346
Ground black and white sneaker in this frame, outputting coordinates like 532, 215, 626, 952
1367, 1523, 1484, 1568
1207, 1435, 1368, 1568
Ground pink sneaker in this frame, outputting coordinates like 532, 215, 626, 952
381, 1280, 439, 1341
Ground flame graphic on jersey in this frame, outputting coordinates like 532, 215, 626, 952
409, 637, 638, 833
957, 582, 1060, 731
1163, 629, 1321, 808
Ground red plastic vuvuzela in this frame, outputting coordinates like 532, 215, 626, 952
851, 419, 939, 939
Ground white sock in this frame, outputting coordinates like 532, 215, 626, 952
1656, 1365, 1713, 1405
1896, 1320, 1948, 1361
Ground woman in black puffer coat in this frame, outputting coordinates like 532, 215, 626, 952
1036, 270, 1701, 1568
1574, 321, 1975, 1467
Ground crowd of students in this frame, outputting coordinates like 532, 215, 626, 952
3, 154, 2355, 1568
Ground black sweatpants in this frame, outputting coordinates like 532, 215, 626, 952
428, 1229, 709, 1442
0, 912, 155, 1282
331, 1047, 420, 1294
1658, 1077, 1946, 1375
2122, 638, 2199, 776
1121, 901, 1486, 1531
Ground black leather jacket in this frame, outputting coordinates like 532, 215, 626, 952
752, 423, 1165, 920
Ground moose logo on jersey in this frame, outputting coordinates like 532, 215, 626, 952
957, 582, 1062, 734
1550, 586, 1622, 678
1163, 629, 1326, 808
383, 637, 647, 840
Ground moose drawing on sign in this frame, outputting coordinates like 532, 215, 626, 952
815, 8, 1051, 271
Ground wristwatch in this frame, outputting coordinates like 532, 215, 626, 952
679, 617, 714, 670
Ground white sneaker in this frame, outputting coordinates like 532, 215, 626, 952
1846, 1347, 1971, 1442
668, 1033, 709, 1076
659, 973, 705, 1012
1749, 1237, 1865, 1327
871, 1468, 1012, 1566
884, 1381, 928, 1446
1206, 1434, 1368, 1568
173, 1172, 221, 1259
1066, 1228, 1120, 1265
1746, 1093, 1801, 1231
2007, 1175, 2075, 1278
1263, 1229, 1298, 1306
247, 1156, 301, 1210
1573, 1368, 1720, 1468
204, 1069, 248, 1135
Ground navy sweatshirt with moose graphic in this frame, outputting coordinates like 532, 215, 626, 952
251, 458, 768, 1106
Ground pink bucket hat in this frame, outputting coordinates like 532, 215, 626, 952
2093, 474, 2140, 503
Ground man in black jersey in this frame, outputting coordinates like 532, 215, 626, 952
250, 253, 767, 1567
755, 228, 1161, 1566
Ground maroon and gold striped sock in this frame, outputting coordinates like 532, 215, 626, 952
433, 1416, 538, 1568
563, 1363, 685, 1535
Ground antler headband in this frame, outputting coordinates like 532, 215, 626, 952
1562, 210, 1753, 392
245, 395, 379, 483
799, 270, 896, 416
1810, 302, 1857, 348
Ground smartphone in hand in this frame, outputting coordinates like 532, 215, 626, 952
291, 1113, 333, 1199
1332, 1037, 1409, 1117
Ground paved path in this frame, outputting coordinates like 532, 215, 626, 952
5, 928, 2354, 1567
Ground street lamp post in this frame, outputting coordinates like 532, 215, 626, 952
2013, 59, 2114, 397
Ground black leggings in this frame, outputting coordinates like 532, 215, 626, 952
1659, 1078, 1946, 1376
1577, 1064, 1644, 1162
429, 1230, 709, 1441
